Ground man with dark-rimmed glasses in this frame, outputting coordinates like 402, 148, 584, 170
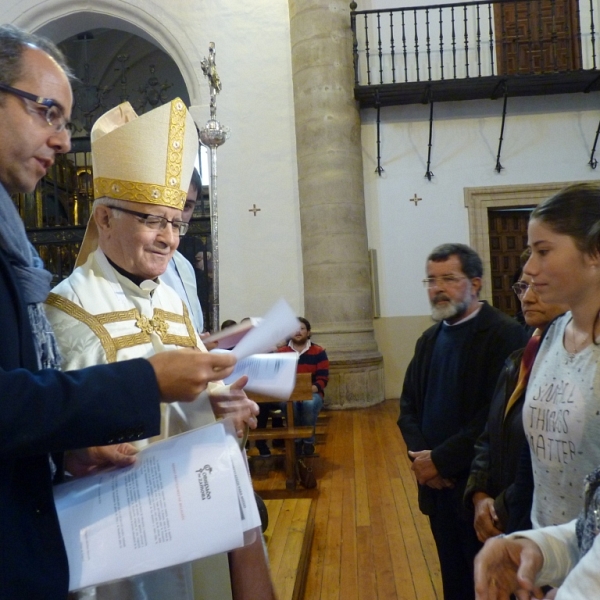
0, 24, 258, 599
398, 243, 528, 600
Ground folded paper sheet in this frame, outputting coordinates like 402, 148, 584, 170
55, 421, 260, 591
223, 352, 298, 399
230, 298, 299, 360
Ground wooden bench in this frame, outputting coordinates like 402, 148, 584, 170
247, 373, 314, 490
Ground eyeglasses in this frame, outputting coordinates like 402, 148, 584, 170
0, 83, 73, 135
109, 206, 189, 236
511, 281, 533, 299
422, 275, 468, 289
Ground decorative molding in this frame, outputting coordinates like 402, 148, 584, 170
464, 181, 596, 303
14, 0, 202, 104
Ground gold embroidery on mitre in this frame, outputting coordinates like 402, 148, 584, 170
165, 99, 186, 195
93, 178, 186, 209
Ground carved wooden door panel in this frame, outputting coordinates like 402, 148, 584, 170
495, 0, 581, 75
488, 208, 533, 317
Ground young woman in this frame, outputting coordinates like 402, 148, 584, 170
522, 182, 600, 529
473, 183, 600, 600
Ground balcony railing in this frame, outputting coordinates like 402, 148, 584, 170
351, 0, 600, 107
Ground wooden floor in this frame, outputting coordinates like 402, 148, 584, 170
252, 399, 443, 600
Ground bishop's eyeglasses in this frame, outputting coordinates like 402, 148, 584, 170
109, 206, 189, 237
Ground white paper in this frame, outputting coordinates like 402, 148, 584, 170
223, 352, 299, 399
229, 298, 299, 359
54, 421, 260, 591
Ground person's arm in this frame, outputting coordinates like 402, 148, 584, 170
513, 520, 580, 591
0, 350, 236, 457
504, 442, 534, 534
312, 349, 329, 394
465, 423, 493, 507
228, 531, 277, 600
398, 338, 430, 452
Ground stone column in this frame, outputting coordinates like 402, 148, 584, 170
288, 0, 384, 408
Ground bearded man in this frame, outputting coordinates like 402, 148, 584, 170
398, 243, 528, 600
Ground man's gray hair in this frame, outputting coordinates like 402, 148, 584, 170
427, 243, 483, 279
0, 24, 73, 89
92, 197, 135, 217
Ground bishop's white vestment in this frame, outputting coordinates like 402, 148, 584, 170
45, 248, 232, 600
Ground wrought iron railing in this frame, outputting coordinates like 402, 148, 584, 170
351, 0, 600, 174
351, 0, 598, 88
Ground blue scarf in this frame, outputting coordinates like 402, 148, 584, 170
0, 184, 61, 370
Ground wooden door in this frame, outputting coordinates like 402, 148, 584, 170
488, 208, 533, 316
495, 0, 581, 75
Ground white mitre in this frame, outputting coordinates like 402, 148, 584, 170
76, 98, 198, 267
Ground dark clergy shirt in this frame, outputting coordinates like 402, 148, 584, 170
421, 317, 476, 449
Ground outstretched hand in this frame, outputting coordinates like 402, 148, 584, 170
474, 535, 545, 600
209, 375, 259, 437
148, 348, 236, 402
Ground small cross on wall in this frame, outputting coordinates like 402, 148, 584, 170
249, 204, 261, 216
410, 193, 422, 207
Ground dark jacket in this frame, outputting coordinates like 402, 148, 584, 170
0, 249, 161, 599
464, 347, 531, 530
398, 301, 528, 515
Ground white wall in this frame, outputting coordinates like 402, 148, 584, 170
363, 94, 600, 320
2, 0, 305, 325
189, 1, 304, 322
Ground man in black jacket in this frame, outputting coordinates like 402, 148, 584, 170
398, 243, 528, 600
0, 25, 259, 599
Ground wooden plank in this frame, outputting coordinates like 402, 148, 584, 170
293, 500, 316, 600
263, 498, 283, 542
266, 498, 298, 578
253, 400, 443, 600
353, 411, 370, 528
371, 434, 418, 597
339, 477, 359, 600
362, 410, 399, 599
320, 410, 346, 600
247, 426, 313, 440
277, 499, 313, 600
391, 478, 438, 600
263, 499, 314, 600
304, 475, 330, 599
356, 525, 377, 599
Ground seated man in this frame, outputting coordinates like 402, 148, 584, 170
256, 317, 329, 456
45, 99, 272, 600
